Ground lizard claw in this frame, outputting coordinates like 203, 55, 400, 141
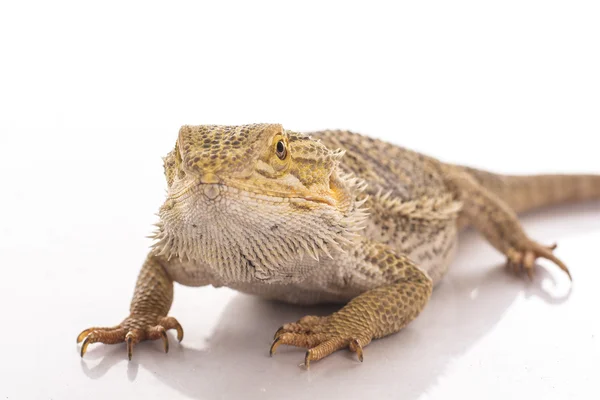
270, 314, 371, 368
506, 240, 571, 281
77, 314, 184, 360
269, 337, 282, 357
273, 326, 285, 340
156, 326, 169, 353
349, 338, 364, 362
125, 331, 136, 360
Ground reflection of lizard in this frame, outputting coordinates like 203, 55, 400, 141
77, 124, 600, 367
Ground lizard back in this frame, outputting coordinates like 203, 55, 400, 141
313, 130, 462, 284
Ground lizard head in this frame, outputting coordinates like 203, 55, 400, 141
164, 123, 349, 206
153, 123, 367, 283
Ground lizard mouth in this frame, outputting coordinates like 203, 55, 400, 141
168, 179, 337, 207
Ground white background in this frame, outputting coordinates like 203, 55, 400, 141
1, 1, 599, 399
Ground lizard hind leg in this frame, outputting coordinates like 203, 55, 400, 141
445, 166, 572, 281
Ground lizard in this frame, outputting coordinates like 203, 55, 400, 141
77, 123, 600, 368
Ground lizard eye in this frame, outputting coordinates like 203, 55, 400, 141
275, 140, 287, 160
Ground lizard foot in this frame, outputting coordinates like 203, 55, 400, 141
506, 240, 571, 281
270, 315, 371, 369
77, 315, 184, 360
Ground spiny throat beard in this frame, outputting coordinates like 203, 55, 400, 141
151, 177, 368, 284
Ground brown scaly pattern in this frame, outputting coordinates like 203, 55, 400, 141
270, 241, 432, 366
77, 256, 183, 359
78, 124, 600, 367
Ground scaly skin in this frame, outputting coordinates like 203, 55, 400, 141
77, 124, 600, 366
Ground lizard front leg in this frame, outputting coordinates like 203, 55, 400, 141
444, 166, 571, 280
77, 254, 183, 360
270, 242, 433, 368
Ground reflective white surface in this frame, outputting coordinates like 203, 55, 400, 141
2, 181, 599, 399
1, 1, 599, 399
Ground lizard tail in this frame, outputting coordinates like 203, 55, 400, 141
460, 166, 600, 214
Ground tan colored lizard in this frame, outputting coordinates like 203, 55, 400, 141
77, 124, 600, 367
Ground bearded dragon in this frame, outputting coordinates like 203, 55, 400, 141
77, 124, 600, 367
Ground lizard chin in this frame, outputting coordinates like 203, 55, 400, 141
150, 176, 368, 284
